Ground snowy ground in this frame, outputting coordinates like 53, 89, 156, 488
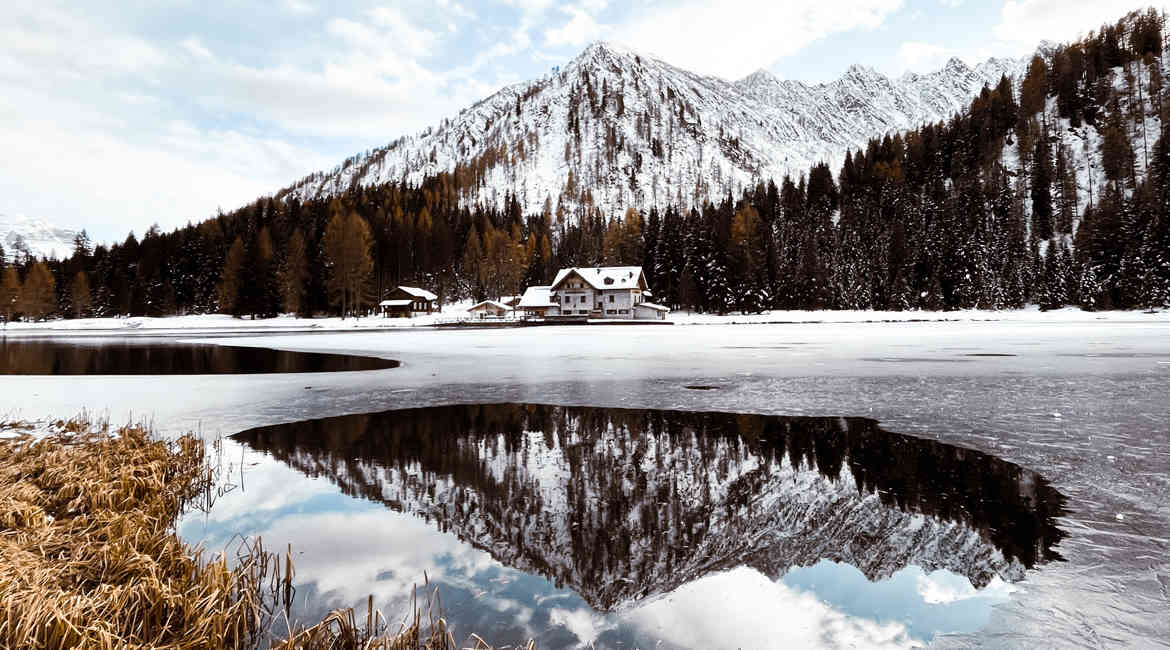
3, 305, 1168, 336
0, 300, 478, 335
2, 319, 1169, 647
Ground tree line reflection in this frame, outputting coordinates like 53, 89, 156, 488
235, 404, 1065, 610
0, 340, 399, 374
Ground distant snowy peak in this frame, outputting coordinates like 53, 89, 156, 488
280, 41, 1028, 217
0, 213, 79, 261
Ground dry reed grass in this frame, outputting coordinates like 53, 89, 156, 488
0, 421, 532, 650
0, 421, 271, 649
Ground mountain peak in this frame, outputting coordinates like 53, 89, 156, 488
577, 40, 640, 62
843, 63, 885, 82
739, 68, 778, 86
944, 56, 971, 72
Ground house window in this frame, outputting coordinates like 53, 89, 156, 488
608, 295, 614, 303
579, 295, 585, 303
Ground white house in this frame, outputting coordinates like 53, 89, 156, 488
547, 266, 670, 320
517, 285, 556, 318
467, 300, 512, 319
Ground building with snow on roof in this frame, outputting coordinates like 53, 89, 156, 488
517, 286, 557, 319
380, 286, 439, 317
547, 267, 670, 321
467, 300, 513, 319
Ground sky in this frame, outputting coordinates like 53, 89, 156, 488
1, 0, 1164, 244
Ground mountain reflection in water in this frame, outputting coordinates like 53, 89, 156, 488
233, 404, 1065, 614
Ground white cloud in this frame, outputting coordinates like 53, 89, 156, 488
0, 104, 332, 239
0, 2, 510, 241
613, 0, 905, 80
181, 36, 213, 60
993, 1, 1161, 52
0, 5, 164, 82
255, 509, 500, 606
896, 41, 953, 74
544, 7, 608, 47
435, 0, 477, 20
281, 0, 316, 15
916, 571, 1016, 605
620, 567, 918, 649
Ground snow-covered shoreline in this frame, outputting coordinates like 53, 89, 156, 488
1, 305, 1167, 337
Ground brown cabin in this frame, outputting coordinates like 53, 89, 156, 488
380, 286, 438, 317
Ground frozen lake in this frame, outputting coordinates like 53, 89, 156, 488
2, 319, 1169, 647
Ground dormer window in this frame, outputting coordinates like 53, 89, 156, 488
604, 277, 614, 285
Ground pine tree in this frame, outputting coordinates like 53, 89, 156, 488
218, 237, 246, 317
253, 226, 281, 317
461, 226, 485, 300
1019, 56, 1049, 118
71, 270, 92, 318
322, 203, 374, 317
729, 204, 766, 313
1101, 98, 1136, 184
20, 262, 56, 320
1040, 240, 1072, 310
1031, 133, 1055, 240
1, 266, 20, 322
1054, 144, 1078, 234
280, 229, 310, 316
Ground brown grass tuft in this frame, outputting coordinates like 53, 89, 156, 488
0, 423, 268, 649
0, 421, 532, 650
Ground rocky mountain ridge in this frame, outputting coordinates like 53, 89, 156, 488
279, 42, 1027, 217
0, 213, 79, 261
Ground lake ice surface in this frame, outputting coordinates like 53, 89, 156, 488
3, 319, 1169, 647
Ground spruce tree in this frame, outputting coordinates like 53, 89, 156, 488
1031, 133, 1055, 241
218, 237, 246, 317
71, 271, 92, 318
280, 229, 310, 316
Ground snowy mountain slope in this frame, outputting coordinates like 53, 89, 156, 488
236, 404, 1065, 612
279, 42, 1027, 217
0, 213, 79, 261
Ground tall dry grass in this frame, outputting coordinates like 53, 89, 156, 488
0, 422, 269, 649
0, 420, 532, 650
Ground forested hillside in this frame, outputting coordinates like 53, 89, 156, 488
1, 8, 1168, 321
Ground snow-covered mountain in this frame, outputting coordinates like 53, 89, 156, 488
0, 213, 79, 261
236, 404, 1065, 611
279, 42, 1025, 217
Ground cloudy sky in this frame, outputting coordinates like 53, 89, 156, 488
1, 0, 1161, 243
